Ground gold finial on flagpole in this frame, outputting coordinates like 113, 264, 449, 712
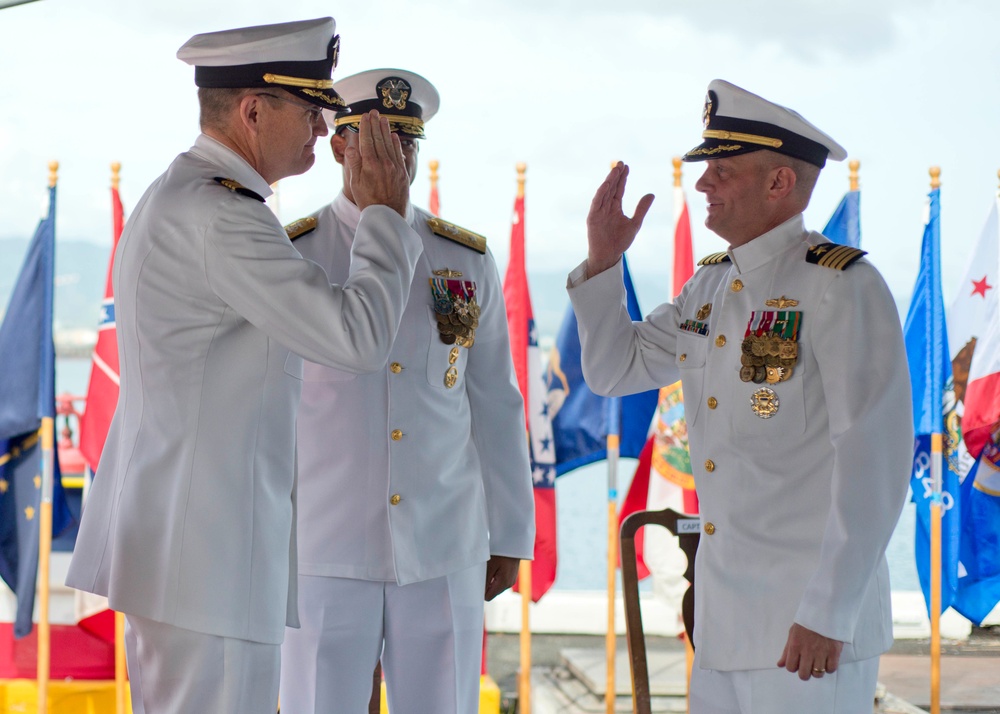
429, 159, 439, 185
48, 161, 59, 188
673, 156, 683, 188
849, 159, 860, 192
111, 162, 121, 190
930, 166, 941, 189
516, 162, 526, 198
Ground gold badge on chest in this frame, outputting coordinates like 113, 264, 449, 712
430, 272, 479, 388
750, 387, 780, 419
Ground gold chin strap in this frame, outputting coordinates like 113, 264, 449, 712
702, 129, 783, 149
262, 73, 334, 90
334, 114, 425, 136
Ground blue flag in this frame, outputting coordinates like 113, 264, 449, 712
823, 189, 861, 248
903, 187, 963, 615
951, 436, 1000, 624
0, 185, 73, 638
546, 256, 659, 476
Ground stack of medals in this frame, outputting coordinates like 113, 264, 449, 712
429, 274, 480, 388
740, 309, 801, 385
740, 307, 801, 419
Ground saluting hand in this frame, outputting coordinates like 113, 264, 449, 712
585, 162, 654, 279
345, 110, 410, 218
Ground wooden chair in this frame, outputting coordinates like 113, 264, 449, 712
619, 509, 700, 714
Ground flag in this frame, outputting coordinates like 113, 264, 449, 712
0, 184, 72, 637
547, 256, 659, 476
618, 181, 698, 579
78, 178, 124, 472
503, 179, 557, 602
823, 189, 861, 248
75, 176, 126, 643
946, 193, 1000, 624
904, 187, 963, 615
429, 161, 440, 217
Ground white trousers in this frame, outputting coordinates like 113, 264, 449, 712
125, 614, 280, 714
689, 647, 880, 714
279, 562, 487, 714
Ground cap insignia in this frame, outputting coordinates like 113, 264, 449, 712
697, 251, 731, 266
427, 218, 487, 254
284, 216, 317, 241
329, 35, 340, 69
702, 93, 713, 128
213, 177, 265, 203
380, 78, 411, 111
765, 296, 799, 309
806, 244, 867, 270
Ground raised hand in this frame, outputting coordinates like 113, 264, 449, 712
585, 162, 654, 278
345, 110, 410, 217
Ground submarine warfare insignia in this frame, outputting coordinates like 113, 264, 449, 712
740, 309, 801, 386
430, 277, 480, 388
750, 387, 780, 419
764, 296, 798, 309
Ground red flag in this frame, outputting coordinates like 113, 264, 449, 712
75, 172, 125, 644
503, 166, 557, 601
619, 179, 698, 578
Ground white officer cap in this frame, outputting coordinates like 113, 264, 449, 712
328, 69, 440, 139
176, 17, 346, 111
683, 79, 846, 168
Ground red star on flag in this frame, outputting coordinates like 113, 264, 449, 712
971, 275, 993, 299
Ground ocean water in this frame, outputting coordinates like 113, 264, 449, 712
55, 357, 921, 594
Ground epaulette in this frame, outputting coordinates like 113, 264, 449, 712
284, 216, 317, 242
697, 251, 731, 266
426, 217, 487, 254
213, 177, 265, 203
805, 244, 867, 271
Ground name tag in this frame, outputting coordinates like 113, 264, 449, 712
677, 518, 701, 535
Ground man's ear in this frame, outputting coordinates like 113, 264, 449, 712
768, 166, 797, 201
330, 132, 348, 166
238, 93, 262, 134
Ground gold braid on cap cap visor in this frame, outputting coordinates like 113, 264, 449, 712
334, 114, 425, 136
262, 73, 335, 90
701, 130, 783, 149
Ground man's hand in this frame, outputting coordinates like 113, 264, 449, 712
345, 110, 410, 217
776, 622, 844, 681
484, 555, 520, 601
585, 162, 654, 278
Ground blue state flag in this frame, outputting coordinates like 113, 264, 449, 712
0, 184, 73, 638
903, 187, 963, 615
823, 189, 861, 248
546, 255, 659, 476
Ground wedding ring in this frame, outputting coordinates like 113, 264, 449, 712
812, 667, 826, 674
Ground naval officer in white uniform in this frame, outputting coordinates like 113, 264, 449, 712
278, 69, 535, 714
568, 80, 912, 713
66, 20, 423, 714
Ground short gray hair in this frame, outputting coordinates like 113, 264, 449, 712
197, 87, 253, 130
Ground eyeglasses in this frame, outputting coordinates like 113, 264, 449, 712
255, 93, 324, 125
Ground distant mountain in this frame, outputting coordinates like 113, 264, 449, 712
0, 238, 110, 332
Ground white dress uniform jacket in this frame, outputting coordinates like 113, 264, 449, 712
568, 215, 912, 671
67, 135, 423, 645
292, 192, 535, 584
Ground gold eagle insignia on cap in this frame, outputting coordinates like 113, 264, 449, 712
697, 251, 732, 266
806, 244, 867, 270
284, 216, 317, 241
427, 218, 487, 254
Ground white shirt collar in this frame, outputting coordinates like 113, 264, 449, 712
189, 134, 273, 200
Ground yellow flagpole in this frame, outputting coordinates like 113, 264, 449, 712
849, 159, 860, 192
928, 166, 942, 714
36, 161, 60, 714
110, 162, 130, 714
516, 162, 533, 714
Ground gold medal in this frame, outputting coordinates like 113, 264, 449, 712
739, 365, 755, 382
752, 366, 767, 384
765, 366, 782, 384
444, 366, 458, 388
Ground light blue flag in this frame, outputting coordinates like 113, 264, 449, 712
952, 437, 1000, 624
903, 187, 963, 615
0, 185, 73, 638
547, 255, 659, 476
823, 189, 861, 248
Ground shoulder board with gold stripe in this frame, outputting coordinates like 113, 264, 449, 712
426, 217, 487, 254
805, 244, 867, 271
697, 251, 731, 266
213, 177, 265, 203
284, 216, 317, 242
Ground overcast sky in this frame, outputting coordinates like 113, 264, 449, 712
1, 0, 998, 311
